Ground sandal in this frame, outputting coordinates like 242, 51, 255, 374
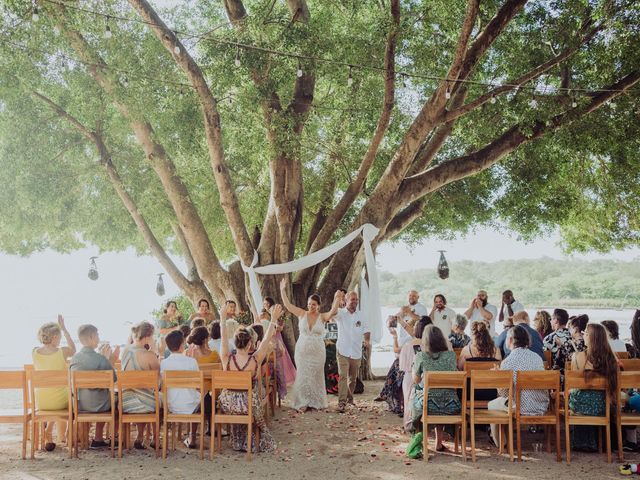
44, 442, 56, 452
133, 440, 146, 450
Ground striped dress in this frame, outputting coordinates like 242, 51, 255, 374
121, 346, 157, 413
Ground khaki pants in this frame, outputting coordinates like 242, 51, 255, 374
337, 353, 361, 405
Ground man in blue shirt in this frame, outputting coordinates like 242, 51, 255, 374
496, 311, 544, 360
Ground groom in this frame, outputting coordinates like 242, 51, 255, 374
334, 291, 371, 413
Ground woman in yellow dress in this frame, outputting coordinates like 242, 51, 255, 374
32, 315, 76, 451
186, 326, 220, 364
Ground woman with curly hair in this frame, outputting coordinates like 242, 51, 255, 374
457, 320, 502, 370
533, 310, 553, 339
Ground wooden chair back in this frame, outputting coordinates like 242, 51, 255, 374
617, 371, 640, 461
616, 351, 630, 359
118, 370, 159, 389
0, 370, 29, 459
543, 350, 552, 369
163, 370, 204, 391
464, 360, 500, 374
620, 359, 640, 371
563, 370, 611, 464
470, 369, 512, 390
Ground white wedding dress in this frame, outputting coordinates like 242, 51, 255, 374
290, 314, 328, 410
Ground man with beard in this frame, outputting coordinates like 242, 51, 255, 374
464, 290, 498, 335
396, 290, 428, 346
429, 294, 456, 335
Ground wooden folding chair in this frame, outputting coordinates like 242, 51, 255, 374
162, 370, 205, 460
257, 361, 272, 421
616, 351, 630, 360
543, 350, 552, 370
117, 370, 160, 458
564, 370, 611, 464
422, 371, 467, 462
470, 370, 514, 463
29, 369, 73, 459
71, 370, 116, 458
620, 359, 640, 371
616, 371, 640, 461
515, 370, 561, 461
0, 370, 31, 459
210, 370, 256, 460
464, 361, 500, 409
199, 363, 222, 394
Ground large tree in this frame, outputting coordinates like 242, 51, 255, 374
0, 0, 638, 353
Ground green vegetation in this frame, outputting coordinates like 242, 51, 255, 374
379, 258, 640, 308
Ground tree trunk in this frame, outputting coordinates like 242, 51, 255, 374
359, 344, 375, 381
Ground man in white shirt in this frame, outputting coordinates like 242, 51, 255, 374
396, 290, 428, 346
498, 290, 525, 325
160, 330, 202, 449
335, 291, 371, 412
429, 294, 456, 335
464, 289, 498, 335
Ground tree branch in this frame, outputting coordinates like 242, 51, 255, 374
128, 0, 254, 265
401, 71, 640, 205
380, 198, 426, 243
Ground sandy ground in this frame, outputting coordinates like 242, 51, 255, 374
0, 378, 635, 480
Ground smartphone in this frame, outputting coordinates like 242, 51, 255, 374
387, 315, 398, 328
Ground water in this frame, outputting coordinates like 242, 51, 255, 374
1, 307, 636, 370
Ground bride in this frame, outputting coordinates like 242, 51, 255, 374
280, 278, 340, 412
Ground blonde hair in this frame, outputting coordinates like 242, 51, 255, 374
77, 324, 98, 342
513, 310, 529, 324
131, 321, 154, 341
37, 322, 61, 345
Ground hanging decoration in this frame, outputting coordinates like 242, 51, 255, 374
88, 256, 99, 281
156, 273, 165, 296
437, 250, 449, 280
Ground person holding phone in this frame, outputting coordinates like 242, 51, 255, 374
464, 290, 498, 335
396, 290, 428, 347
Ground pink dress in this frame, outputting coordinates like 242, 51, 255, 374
399, 342, 418, 432
275, 331, 296, 398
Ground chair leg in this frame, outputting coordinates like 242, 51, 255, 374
118, 420, 123, 459
555, 422, 561, 462
508, 420, 514, 462
21, 419, 28, 460
423, 420, 429, 462
598, 426, 603, 454
606, 424, 612, 464
617, 421, 624, 462
162, 420, 168, 459
454, 425, 459, 454
498, 425, 503, 454
461, 419, 467, 461
546, 424, 551, 453
30, 419, 36, 459
246, 421, 253, 461
72, 420, 78, 459
200, 418, 205, 460
471, 418, 476, 463
565, 419, 571, 464
516, 423, 522, 461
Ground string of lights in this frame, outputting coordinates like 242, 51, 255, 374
28, 0, 636, 98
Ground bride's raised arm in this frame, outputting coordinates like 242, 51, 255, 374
320, 290, 342, 323
280, 278, 306, 318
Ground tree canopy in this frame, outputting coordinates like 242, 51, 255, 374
0, 0, 638, 326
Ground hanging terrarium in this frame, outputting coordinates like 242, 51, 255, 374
156, 273, 165, 296
437, 250, 449, 280
88, 256, 99, 281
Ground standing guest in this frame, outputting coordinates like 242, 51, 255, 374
160, 330, 203, 449
602, 320, 627, 353
208, 322, 222, 355
222, 300, 239, 350
625, 310, 640, 358
186, 326, 220, 364
488, 325, 548, 447
497, 311, 545, 360
400, 317, 431, 432
457, 321, 502, 370
69, 324, 119, 449
378, 323, 405, 415
179, 325, 191, 349
569, 323, 619, 451
188, 298, 216, 324
157, 301, 185, 334
429, 294, 456, 336
543, 309, 573, 373
32, 315, 77, 451
396, 290, 429, 347
533, 310, 553, 339
334, 291, 371, 413
190, 318, 206, 329
464, 290, 498, 336
448, 314, 471, 349
120, 321, 160, 450
263, 297, 296, 398
218, 303, 281, 453
498, 290, 525, 326
412, 325, 460, 451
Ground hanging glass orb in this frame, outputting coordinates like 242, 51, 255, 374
88, 257, 99, 281
437, 250, 449, 280
156, 273, 165, 296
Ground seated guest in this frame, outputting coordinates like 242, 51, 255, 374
601, 320, 627, 353
218, 302, 281, 453
160, 330, 203, 449
497, 311, 545, 360
120, 321, 160, 450
412, 325, 460, 451
32, 315, 77, 451
448, 314, 470, 349
563, 316, 587, 361
495, 317, 514, 359
464, 290, 498, 336
208, 321, 222, 354
69, 324, 119, 449
157, 300, 185, 334
190, 317, 206, 330
400, 317, 430, 431
457, 321, 502, 370
569, 323, 619, 451
488, 325, 548, 447
429, 294, 456, 336
626, 310, 640, 358
542, 308, 573, 373
533, 310, 553, 339
188, 298, 216, 324
186, 326, 220, 364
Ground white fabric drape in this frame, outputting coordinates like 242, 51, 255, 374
241, 223, 383, 343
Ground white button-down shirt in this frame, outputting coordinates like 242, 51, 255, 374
431, 306, 456, 335
335, 308, 370, 360
468, 303, 498, 335
398, 302, 428, 347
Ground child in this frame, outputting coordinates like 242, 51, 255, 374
69, 324, 119, 448
448, 314, 471, 348
160, 330, 202, 449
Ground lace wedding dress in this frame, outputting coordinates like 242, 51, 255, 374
290, 314, 328, 410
